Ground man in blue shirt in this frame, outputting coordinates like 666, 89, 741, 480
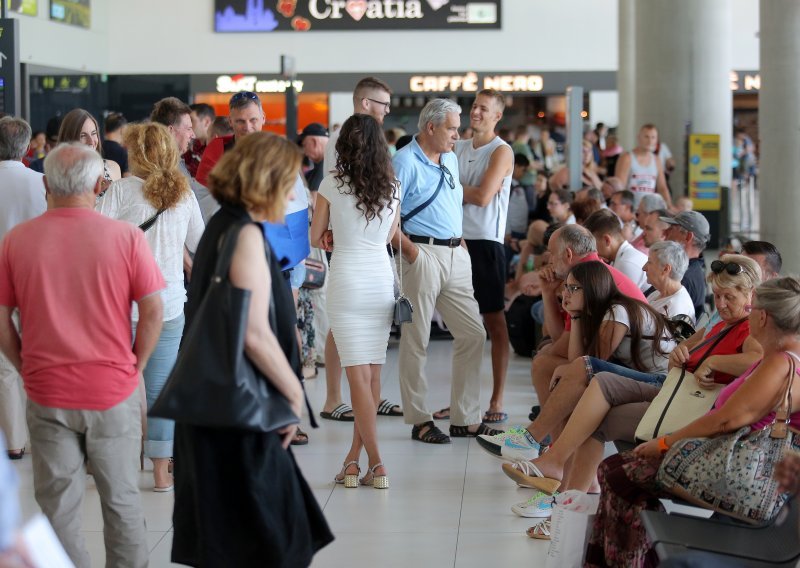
391, 98, 503, 444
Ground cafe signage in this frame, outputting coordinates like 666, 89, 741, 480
216, 74, 304, 93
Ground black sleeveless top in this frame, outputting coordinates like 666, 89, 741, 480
186, 203, 301, 379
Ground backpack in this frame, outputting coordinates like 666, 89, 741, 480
506, 295, 538, 357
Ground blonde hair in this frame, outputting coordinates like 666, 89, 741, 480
124, 123, 190, 211
754, 277, 800, 334
708, 254, 762, 293
207, 132, 302, 222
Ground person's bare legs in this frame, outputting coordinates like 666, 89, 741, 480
322, 331, 353, 417
526, 357, 590, 442
483, 310, 509, 417
343, 364, 386, 479
531, 348, 567, 407
562, 438, 604, 492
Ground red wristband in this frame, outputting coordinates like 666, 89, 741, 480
657, 436, 671, 454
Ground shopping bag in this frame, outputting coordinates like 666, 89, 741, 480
545, 490, 600, 568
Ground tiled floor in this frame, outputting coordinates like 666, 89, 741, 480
12, 338, 555, 567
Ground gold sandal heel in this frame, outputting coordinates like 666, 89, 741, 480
362, 463, 389, 489
335, 460, 361, 489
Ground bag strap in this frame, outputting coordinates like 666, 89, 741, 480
400, 168, 446, 225
212, 221, 248, 281
771, 351, 799, 439
688, 319, 744, 368
139, 208, 166, 232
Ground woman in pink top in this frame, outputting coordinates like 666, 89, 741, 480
584, 276, 800, 567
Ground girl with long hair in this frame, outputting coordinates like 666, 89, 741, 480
310, 114, 400, 488
58, 108, 122, 191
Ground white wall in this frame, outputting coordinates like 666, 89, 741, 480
589, 90, 618, 127
9, 0, 760, 76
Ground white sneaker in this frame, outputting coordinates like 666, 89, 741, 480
511, 490, 558, 518
476, 427, 540, 462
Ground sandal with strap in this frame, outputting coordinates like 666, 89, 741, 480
501, 460, 561, 494
320, 403, 355, 422
334, 461, 361, 488
377, 399, 403, 417
482, 410, 509, 424
411, 421, 451, 444
449, 423, 504, 438
360, 463, 389, 489
290, 427, 309, 446
432, 407, 450, 420
526, 518, 551, 540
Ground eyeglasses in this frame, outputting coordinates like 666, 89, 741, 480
439, 163, 456, 190
363, 97, 391, 111
230, 91, 260, 105
562, 283, 583, 294
710, 260, 744, 275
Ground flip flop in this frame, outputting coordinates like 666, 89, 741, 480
290, 428, 309, 446
526, 518, 551, 540
501, 461, 561, 494
377, 399, 403, 417
154, 484, 174, 493
432, 407, 450, 420
483, 410, 509, 423
320, 403, 354, 422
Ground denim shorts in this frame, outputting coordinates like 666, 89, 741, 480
582, 356, 666, 386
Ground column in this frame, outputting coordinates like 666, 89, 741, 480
630, 0, 732, 198
616, 0, 636, 150
759, 1, 800, 273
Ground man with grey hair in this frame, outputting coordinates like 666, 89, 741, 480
391, 98, 500, 444
0, 143, 164, 568
0, 116, 46, 461
485, 224, 646, 461
631, 193, 668, 254
661, 210, 710, 321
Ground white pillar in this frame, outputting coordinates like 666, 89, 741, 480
617, 0, 636, 150
633, 0, 732, 198
759, 0, 800, 273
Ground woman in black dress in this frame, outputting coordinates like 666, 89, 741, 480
171, 132, 333, 567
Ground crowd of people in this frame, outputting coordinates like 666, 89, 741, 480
0, 73, 796, 568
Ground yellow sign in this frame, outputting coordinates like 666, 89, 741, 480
687, 134, 721, 211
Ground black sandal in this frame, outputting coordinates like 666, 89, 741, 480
449, 423, 504, 438
290, 427, 309, 446
411, 421, 451, 444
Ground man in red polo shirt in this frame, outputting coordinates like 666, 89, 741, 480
0, 143, 164, 568
478, 225, 645, 461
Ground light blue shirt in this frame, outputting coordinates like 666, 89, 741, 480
0, 433, 19, 551
392, 136, 464, 239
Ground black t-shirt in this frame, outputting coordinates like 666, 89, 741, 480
305, 159, 324, 192
102, 140, 129, 174
682, 255, 707, 321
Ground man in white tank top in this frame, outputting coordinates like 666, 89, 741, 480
455, 89, 514, 424
614, 124, 672, 209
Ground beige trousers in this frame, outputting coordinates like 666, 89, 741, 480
27, 391, 147, 568
0, 312, 26, 450
398, 243, 485, 426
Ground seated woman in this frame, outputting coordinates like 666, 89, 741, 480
644, 241, 696, 323
510, 256, 762, 537
478, 261, 672, 462
546, 188, 576, 226
548, 140, 603, 192
584, 275, 800, 568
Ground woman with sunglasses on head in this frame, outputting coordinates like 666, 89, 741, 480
310, 114, 399, 489
583, 274, 800, 568
506, 255, 764, 534
57, 109, 122, 194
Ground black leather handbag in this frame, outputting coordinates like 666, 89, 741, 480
149, 222, 299, 433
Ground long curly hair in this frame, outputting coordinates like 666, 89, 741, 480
334, 114, 396, 223
124, 122, 190, 211
569, 261, 669, 371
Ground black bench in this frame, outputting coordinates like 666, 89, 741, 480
641, 497, 800, 567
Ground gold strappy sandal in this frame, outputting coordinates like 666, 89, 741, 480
360, 463, 389, 489
334, 461, 361, 488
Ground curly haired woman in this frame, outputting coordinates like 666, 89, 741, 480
311, 114, 400, 489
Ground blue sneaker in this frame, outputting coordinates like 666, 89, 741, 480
476, 427, 540, 462
511, 490, 557, 518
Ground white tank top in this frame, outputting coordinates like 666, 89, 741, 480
626, 150, 658, 205
456, 137, 512, 243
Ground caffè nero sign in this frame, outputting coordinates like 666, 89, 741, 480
215, 0, 501, 32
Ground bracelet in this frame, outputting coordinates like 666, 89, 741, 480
570, 315, 581, 320
657, 436, 671, 454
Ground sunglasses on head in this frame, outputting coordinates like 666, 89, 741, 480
711, 260, 744, 275
230, 91, 260, 104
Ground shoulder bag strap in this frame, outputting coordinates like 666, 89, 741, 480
212, 221, 248, 281
139, 208, 167, 232
400, 169, 446, 225
771, 352, 799, 439
689, 319, 744, 368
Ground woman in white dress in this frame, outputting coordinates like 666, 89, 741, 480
310, 114, 399, 489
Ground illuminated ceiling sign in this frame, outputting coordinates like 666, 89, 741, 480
730, 71, 760, 92
214, 0, 501, 32
216, 74, 304, 93
409, 72, 544, 93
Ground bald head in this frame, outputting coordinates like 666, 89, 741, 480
44, 142, 103, 198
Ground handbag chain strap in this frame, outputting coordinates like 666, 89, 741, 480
771, 351, 799, 439
389, 185, 403, 297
